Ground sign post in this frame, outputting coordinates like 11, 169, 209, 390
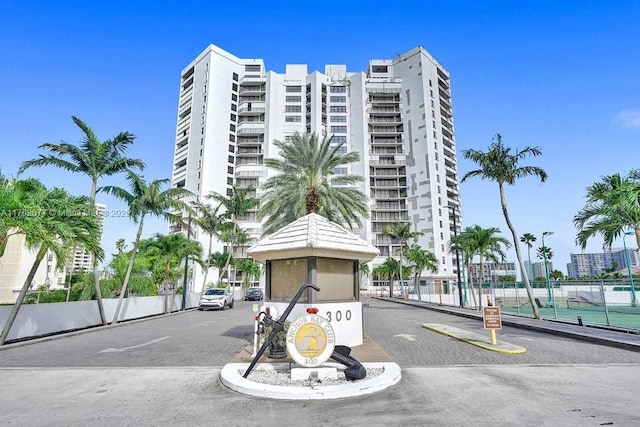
482, 306, 502, 345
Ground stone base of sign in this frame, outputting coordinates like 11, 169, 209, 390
422, 323, 527, 354
290, 367, 338, 381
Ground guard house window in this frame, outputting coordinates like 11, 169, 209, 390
270, 258, 309, 302
316, 258, 355, 301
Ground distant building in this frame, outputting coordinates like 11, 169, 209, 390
524, 261, 554, 280
568, 248, 639, 278
67, 203, 106, 273
0, 234, 66, 303
468, 261, 517, 283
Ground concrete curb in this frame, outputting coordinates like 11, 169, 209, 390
220, 362, 402, 400
422, 323, 527, 354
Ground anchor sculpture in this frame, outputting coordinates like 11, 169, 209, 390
243, 283, 366, 381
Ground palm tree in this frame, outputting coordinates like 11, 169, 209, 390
18, 116, 145, 325
115, 238, 127, 254
207, 185, 258, 288
520, 233, 537, 281
406, 243, 438, 302
139, 233, 202, 313
359, 262, 371, 290
0, 174, 46, 257
1, 187, 102, 345
383, 221, 424, 298
574, 170, 640, 249
536, 246, 553, 262
450, 229, 478, 308
236, 259, 262, 294
372, 264, 391, 297
381, 257, 401, 297
207, 251, 232, 287
193, 200, 228, 291
99, 171, 193, 323
462, 134, 547, 318
259, 132, 369, 235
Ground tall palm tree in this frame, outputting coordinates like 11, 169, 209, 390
1, 187, 102, 345
372, 264, 391, 297
536, 246, 553, 262
259, 132, 369, 235
462, 134, 547, 318
193, 200, 228, 291
18, 116, 145, 325
99, 171, 193, 323
383, 221, 424, 298
0, 174, 45, 257
405, 243, 438, 302
520, 233, 537, 281
359, 262, 371, 290
115, 238, 127, 254
574, 170, 640, 249
207, 185, 258, 287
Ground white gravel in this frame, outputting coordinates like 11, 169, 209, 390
241, 367, 384, 387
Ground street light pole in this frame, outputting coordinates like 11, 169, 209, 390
542, 231, 554, 308
622, 231, 637, 306
447, 205, 464, 308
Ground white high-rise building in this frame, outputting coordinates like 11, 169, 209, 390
170, 44, 462, 292
67, 203, 107, 273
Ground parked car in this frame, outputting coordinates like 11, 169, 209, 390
244, 287, 264, 301
198, 288, 234, 310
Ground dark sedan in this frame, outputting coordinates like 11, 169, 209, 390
244, 287, 264, 301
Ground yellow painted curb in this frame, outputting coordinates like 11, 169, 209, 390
423, 323, 526, 354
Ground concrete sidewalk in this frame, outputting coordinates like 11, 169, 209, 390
373, 296, 640, 352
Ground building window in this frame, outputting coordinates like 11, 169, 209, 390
230, 124, 236, 132
232, 83, 238, 92
286, 96, 302, 102
286, 86, 302, 93
227, 177, 233, 185
230, 113, 237, 122
285, 116, 302, 122
285, 105, 302, 112
330, 96, 346, 103
228, 155, 234, 163
229, 134, 235, 142
233, 72, 239, 81
330, 86, 346, 93
231, 104, 237, 111
245, 64, 261, 72
330, 116, 347, 122
232, 94, 238, 102
227, 166, 234, 174
330, 106, 347, 113
330, 126, 347, 133
229, 145, 235, 152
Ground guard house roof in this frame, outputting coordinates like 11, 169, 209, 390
247, 213, 379, 262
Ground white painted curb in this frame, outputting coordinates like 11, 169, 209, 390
220, 362, 401, 400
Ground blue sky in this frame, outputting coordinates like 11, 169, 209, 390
1, 1, 639, 274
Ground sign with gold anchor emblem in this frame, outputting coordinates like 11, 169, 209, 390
286, 314, 336, 367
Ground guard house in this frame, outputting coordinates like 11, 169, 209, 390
247, 213, 379, 347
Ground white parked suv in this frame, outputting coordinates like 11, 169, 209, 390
198, 288, 234, 310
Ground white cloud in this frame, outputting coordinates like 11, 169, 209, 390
613, 109, 640, 128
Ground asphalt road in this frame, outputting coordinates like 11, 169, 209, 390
1, 297, 637, 367
1, 297, 639, 427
